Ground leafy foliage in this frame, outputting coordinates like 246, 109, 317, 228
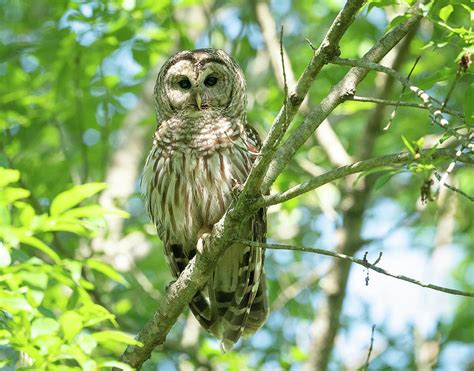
0, 168, 138, 369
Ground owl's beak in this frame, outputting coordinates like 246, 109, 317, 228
195, 93, 202, 110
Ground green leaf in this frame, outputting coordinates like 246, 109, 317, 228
101, 361, 133, 370
353, 166, 398, 186
0, 168, 20, 187
439, 4, 454, 22
14, 201, 36, 226
367, 0, 397, 13
1, 187, 30, 203
401, 136, 416, 156
374, 171, 399, 190
18, 235, 61, 264
85, 259, 129, 287
61, 205, 129, 219
0, 290, 32, 313
387, 14, 413, 31
50, 183, 107, 216
31, 318, 59, 339
77, 333, 98, 354
465, 83, 474, 125
79, 303, 116, 327
60, 311, 83, 341
92, 331, 143, 346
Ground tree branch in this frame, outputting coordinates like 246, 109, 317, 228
253, 0, 353, 167
261, 148, 473, 207
262, 5, 423, 190
241, 0, 366, 196
304, 19, 421, 370
331, 57, 469, 140
241, 241, 474, 297
348, 95, 465, 119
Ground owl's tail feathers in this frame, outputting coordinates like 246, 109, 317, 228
220, 339, 235, 353
218, 277, 268, 353
243, 272, 269, 335
189, 292, 217, 333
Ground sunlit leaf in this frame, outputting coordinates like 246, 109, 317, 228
1, 187, 30, 203
31, 318, 59, 339
85, 258, 129, 287
77, 333, 98, 355
0, 242, 11, 267
101, 361, 133, 371
50, 183, 107, 216
62, 205, 129, 219
0, 168, 20, 187
60, 311, 83, 341
17, 234, 61, 264
0, 290, 32, 313
401, 136, 416, 156
439, 4, 454, 22
92, 331, 143, 346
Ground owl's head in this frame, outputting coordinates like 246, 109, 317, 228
154, 48, 247, 120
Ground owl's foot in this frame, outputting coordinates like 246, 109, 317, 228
196, 227, 212, 255
231, 178, 244, 201
165, 279, 177, 292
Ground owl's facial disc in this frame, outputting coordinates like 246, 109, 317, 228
165, 59, 232, 113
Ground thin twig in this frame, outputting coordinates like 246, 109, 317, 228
279, 25, 289, 146
348, 96, 464, 118
384, 55, 421, 131
241, 240, 474, 297
363, 325, 376, 371
331, 57, 468, 141
442, 65, 462, 110
434, 171, 474, 202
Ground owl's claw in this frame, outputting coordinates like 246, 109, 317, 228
231, 178, 243, 201
196, 227, 212, 255
166, 279, 177, 292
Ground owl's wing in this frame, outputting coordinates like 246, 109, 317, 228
164, 243, 217, 333
211, 124, 269, 351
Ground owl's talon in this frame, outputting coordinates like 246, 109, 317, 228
231, 178, 243, 200
196, 227, 212, 255
166, 279, 177, 292
197, 233, 211, 255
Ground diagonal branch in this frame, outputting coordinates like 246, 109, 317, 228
240, 0, 366, 197
253, 0, 353, 167
262, 7, 423, 190
241, 241, 474, 297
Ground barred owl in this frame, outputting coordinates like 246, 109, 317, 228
142, 48, 268, 351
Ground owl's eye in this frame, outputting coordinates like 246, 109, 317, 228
204, 76, 218, 87
178, 78, 191, 89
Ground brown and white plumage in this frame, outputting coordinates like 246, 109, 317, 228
142, 49, 268, 351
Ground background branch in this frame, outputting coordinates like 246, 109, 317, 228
262, 148, 473, 206
304, 18, 421, 370
241, 241, 474, 297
